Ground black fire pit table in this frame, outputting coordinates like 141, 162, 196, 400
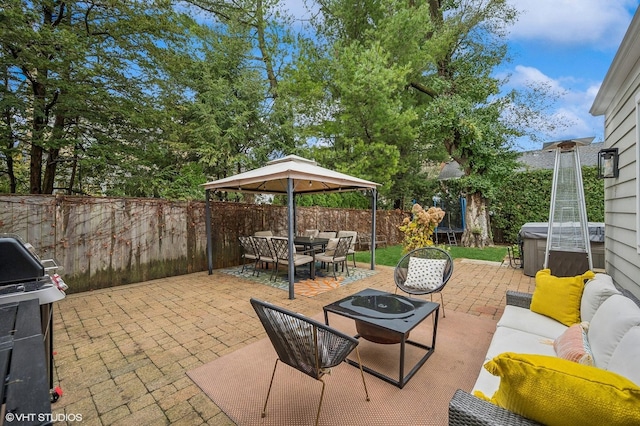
323, 288, 439, 388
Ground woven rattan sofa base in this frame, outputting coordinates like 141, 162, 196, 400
448, 291, 541, 426
449, 389, 542, 426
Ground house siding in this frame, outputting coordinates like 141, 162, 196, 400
593, 12, 640, 298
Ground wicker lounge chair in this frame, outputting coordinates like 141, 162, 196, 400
394, 246, 454, 317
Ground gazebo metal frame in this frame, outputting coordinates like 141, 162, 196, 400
202, 155, 381, 299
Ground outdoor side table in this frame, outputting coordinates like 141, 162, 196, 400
323, 288, 439, 388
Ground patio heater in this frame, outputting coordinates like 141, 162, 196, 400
543, 137, 594, 277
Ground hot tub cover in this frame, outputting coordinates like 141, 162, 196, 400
519, 222, 605, 243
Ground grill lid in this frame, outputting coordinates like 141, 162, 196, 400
0, 236, 45, 286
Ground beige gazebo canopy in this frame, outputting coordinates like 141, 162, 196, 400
202, 155, 381, 299
202, 155, 379, 194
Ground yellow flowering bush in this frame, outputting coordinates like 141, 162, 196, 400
398, 204, 446, 253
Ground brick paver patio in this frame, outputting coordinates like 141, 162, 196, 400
50, 259, 535, 425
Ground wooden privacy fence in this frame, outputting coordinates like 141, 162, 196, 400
0, 195, 405, 293
0, 195, 208, 293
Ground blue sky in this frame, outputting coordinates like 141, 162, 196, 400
502, 0, 638, 150
282, 0, 638, 151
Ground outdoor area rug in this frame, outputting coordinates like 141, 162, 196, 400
220, 263, 379, 297
187, 310, 497, 425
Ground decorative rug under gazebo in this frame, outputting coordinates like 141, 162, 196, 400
220, 264, 379, 297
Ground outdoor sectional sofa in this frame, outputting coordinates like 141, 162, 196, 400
449, 271, 640, 426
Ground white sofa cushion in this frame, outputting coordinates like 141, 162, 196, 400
485, 326, 557, 361
497, 305, 568, 339
607, 326, 640, 386
472, 367, 501, 397
588, 294, 640, 369
580, 274, 620, 322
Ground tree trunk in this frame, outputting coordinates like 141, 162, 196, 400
29, 135, 44, 194
68, 150, 78, 195
3, 106, 17, 193
30, 76, 47, 194
43, 147, 60, 194
255, 0, 277, 97
460, 192, 493, 248
43, 113, 65, 193
5, 152, 16, 193
29, 5, 56, 194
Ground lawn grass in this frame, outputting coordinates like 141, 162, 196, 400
354, 244, 507, 267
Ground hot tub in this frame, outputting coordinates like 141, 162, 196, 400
518, 222, 605, 277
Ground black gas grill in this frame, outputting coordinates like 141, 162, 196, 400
0, 235, 67, 303
0, 234, 67, 423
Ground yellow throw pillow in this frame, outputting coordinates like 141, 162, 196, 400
531, 268, 595, 326
480, 352, 640, 426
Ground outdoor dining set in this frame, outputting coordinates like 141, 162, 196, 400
238, 229, 358, 281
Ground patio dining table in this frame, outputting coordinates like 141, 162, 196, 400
293, 236, 329, 279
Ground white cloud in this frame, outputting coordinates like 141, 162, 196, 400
506, 66, 605, 149
509, 65, 563, 91
502, 2, 636, 148
507, 0, 636, 48
585, 83, 601, 100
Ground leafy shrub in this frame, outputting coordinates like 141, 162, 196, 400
490, 166, 604, 243
398, 204, 445, 252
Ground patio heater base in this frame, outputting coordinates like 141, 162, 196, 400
546, 250, 590, 277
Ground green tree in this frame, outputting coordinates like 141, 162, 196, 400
288, 0, 561, 245
182, 0, 304, 201
419, 0, 522, 247
285, 2, 429, 205
0, 0, 198, 195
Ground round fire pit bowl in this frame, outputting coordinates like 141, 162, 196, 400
355, 320, 408, 344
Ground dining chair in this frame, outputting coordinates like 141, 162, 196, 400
394, 246, 454, 317
254, 230, 274, 237
253, 236, 278, 280
270, 237, 314, 281
317, 231, 337, 239
238, 236, 259, 275
315, 236, 352, 279
250, 298, 369, 426
337, 231, 358, 267
506, 245, 522, 269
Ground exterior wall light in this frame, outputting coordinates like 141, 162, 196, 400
597, 148, 619, 178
